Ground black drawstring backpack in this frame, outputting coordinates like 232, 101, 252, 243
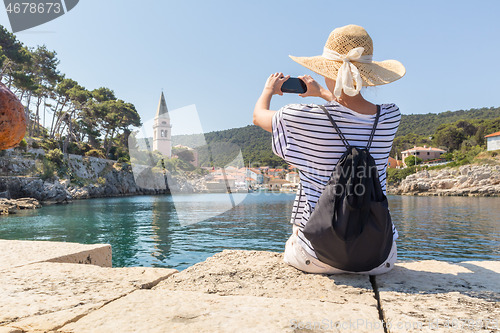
302, 105, 393, 272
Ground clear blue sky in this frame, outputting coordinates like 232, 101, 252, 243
1, 0, 499, 135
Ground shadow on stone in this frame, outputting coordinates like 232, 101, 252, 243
376, 260, 500, 302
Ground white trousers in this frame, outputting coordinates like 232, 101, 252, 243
283, 225, 397, 275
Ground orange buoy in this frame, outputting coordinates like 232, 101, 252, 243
0, 82, 26, 150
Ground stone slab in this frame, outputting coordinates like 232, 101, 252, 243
59, 289, 384, 333
94, 250, 385, 333
156, 250, 376, 303
0, 239, 112, 270
0, 262, 177, 331
376, 260, 500, 332
0, 328, 22, 333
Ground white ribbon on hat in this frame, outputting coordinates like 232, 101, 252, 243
321, 46, 372, 98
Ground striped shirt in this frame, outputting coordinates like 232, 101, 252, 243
272, 100, 400, 259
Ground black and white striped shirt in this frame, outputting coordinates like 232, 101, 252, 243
272, 100, 400, 259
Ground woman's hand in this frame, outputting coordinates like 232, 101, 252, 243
254, 73, 288, 133
298, 75, 333, 101
263, 72, 290, 96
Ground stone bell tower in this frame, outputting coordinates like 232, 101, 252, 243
152, 92, 172, 157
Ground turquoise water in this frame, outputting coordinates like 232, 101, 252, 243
1, 193, 499, 270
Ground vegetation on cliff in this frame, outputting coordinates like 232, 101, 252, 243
0, 25, 141, 162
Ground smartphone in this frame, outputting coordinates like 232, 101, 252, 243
281, 77, 307, 94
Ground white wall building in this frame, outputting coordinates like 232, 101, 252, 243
401, 146, 446, 165
285, 172, 300, 184
152, 92, 172, 157
485, 131, 500, 151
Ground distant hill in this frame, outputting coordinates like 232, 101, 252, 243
174, 125, 283, 168
397, 107, 500, 137
172, 106, 500, 166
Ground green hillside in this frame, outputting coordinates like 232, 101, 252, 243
397, 107, 500, 137
173, 125, 284, 168
173, 107, 500, 167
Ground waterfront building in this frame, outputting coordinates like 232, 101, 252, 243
205, 176, 236, 192
267, 168, 284, 177
485, 131, 500, 151
388, 157, 403, 169
285, 172, 300, 184
267, 177, 291, 191
401, 146, 446, 164
246, 168, 264, 184
152, 92, 172, 157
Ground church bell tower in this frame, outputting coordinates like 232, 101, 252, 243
152, 92, 172, 157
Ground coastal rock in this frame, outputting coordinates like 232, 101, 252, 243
0, 262, 177, 331
0, 156, 36, 175
0, 177, 70, 204
40, 181, 71, 203
395, 164, 500, 197
0, 245, 498, 332
63, 250, 382, 333
436, 179, 454, 189
60, 289, 382, 333
0, 198, 41, 215
0, 153, 201, 206
155, 250, 374, 301
375, 260, 500, 332
60, 251, 500, 333
0, 239, 177, 332
0, 239, 111, 270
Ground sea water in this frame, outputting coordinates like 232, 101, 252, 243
1, 193, 498, 270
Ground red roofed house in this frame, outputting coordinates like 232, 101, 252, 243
246, 168, 264, 184
206, 176, 236, 192
285, 172, 300, 183
401, 146, 446, 166
485, 131, 500, 151
387, 157, 403, 169
268, 168, 284, 177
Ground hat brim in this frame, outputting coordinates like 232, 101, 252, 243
289, 55, 405, 86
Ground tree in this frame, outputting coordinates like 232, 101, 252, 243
28, 45, 61, 136
434, 124, 466, 151
0, 24, 142, 163
50, 78, 80, 138
404, 155, 423, 167
173, 148, 195, 163
455, 120, 476, 136
0, 25, 31, 83
87, 92, 141, 158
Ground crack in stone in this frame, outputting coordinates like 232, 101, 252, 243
53, 292, 131, 331
370, 275, 389, 333
0, 326, 24, 333
139, 273, 176, 290
54, 273, 175, 331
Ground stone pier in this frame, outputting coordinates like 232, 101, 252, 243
0, 241, 498, 332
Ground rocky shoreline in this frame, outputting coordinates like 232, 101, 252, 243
0, 198, 41, 215
0, 172, 202, 215
0, 151, 207, 215
389, 164, 500, 197
3, 151, 499, 217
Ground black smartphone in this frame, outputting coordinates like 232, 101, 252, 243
281, 77, 307, 94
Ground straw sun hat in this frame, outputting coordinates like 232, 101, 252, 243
289, 24, 405, 98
